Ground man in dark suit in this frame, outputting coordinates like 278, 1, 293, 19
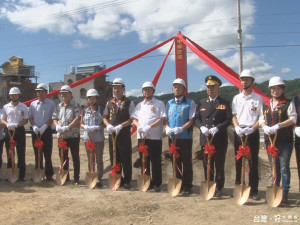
195, 75, 232, 197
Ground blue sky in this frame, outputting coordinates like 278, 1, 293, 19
0, 0, 299, 97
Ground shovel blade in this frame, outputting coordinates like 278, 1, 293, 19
108, 174, 122, 191
55, 169, 68, 186
32, 169, 45, 183
266, 186, 283, 207
168, 178, 182, 197
7, 168, 19, 183
137, 174, 151, 192
200, 180, 216, 200
85, 172, 98, 189
233, 184, 251, 205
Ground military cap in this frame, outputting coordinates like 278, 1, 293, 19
205, 75, 222, 86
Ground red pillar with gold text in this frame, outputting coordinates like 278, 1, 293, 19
175, 36, 188, 96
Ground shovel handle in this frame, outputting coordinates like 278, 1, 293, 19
205, 135, 214, 145
8, 129, 16, 141
268, 132, 278, 147
111, 133, 118, 166
240, 135, 249, 147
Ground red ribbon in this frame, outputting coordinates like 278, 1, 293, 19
138, 143, 149, 156
86, 141, 95, 152
204, 143, 215, 156
267, 144, 279, 159
110, 163, 121, 176
58, 139, 68, 151
8, 140, 17, 159
34, 139, 44, 151
235, 145, 251, 160
169, 143, 180, 158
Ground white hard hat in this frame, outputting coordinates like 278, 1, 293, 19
86, 89, 99, 97
240, 69, 255, 80
142, 81, 155, 90
112, 78, 125, 86
173, 78, 186, 88
35, 83, 48, 91
60, 85, 72, 93
269, 76, 285, 88
9, 87, 21, 95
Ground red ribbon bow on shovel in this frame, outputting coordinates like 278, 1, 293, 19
58, 139, 68, 151
34, 139, 44, 151
267, 144, 279, 159
235, 145, 251, 160
110, 163, 121, 176
86, 140, 95, 152
8, 140, 17, 159
169, 143, 180, 158
204, 143, 215, 156
138, 142, 149, 156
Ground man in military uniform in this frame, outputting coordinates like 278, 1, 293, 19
195, 75, 232, 197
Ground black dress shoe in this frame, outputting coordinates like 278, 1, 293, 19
214, 189, 222, 198
183, 189, 192, 196
250, 194, 261, 201
96, 182, 103, 188
74, 179, 80, 185
281, 194, 288, 205
123, 183, 131, 189
154, 186, 161, 192
19, 178, 26, 182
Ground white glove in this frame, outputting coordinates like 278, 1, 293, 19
91, 125, 100, 131
39, 124, 48, 135
172, 127, 183, 135
8, 123, 17, 130
61, 126, 69, 132
114, 124, 123, 134
235, 126, 244, 137
56, 125, 62, 133
200, 126, 209, 136
243, 127, 254, 136
262, 125, 272, 135
166, 127, 173, 136
143, 125, 151, 134
33, 125, 40, 134
295, 127, 300, 137
270, 124, 280, 134
209, 127, 218, 136
83, 125, 90, 131
106, 124, 115, 134
137, 126, 143, 133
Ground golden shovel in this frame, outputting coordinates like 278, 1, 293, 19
85, 131, 98, 189
266, 132, 283, 207
56, 133, 69, 186
168, 135, 182, 197
7, 129, 19, 183
137, 133, 151, 192
108, 133, 121, 191
200, 135, 216, 200
32, 133, 45, 183
233, 135, 251, 205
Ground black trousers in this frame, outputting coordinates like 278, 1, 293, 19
58, 137, 80, 181
234, 129, 260, 195
138, 139, 162, 187
201, 142, 227, 190
169, 138, 193, 190
108, 134, 132, 184
0, 129, 9, 169
31, 127, 54, 178
6, 126, 26, 179
295, 136, 300, 190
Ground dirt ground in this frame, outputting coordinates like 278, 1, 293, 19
0, 127, 299, 225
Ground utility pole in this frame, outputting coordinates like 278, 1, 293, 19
237, 0, 243, 75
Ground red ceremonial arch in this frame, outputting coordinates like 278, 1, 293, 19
24, 31, 270, 107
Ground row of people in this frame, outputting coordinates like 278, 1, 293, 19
0, 71, 299, 205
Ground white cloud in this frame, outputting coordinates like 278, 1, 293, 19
72, 39, 88, 49
281, 67, 291, 74
126, 88, 142, 97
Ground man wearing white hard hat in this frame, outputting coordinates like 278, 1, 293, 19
260, 76, 297, 205
103, 78, 135, 189
165, 78, 196, 195
1, 87, 28, 181
81, 88, 105, 188
232, 69, 264, 200
52, 85, 81, 185
131, 81, 166, 192
29, 83, 56, 181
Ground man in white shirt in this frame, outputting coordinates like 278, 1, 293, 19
131, 81, 166, 192
232, 69, 264, 200
1, 87, 28, 181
